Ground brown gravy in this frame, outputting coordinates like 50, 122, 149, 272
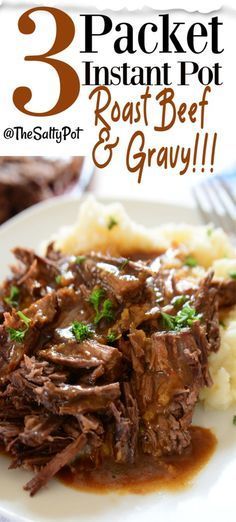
58, 426, 217, 494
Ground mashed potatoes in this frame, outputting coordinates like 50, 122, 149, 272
54, 196, 236, 410
200, 308, 236, 409
55, 197, 235, 265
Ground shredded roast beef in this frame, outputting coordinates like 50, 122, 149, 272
0, 245, 233, 495
24, 433, 87, 496
194, 272, 220, 353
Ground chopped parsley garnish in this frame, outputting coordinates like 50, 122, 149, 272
89, 288, 114, 325
107, 216, 118, 230
161, 312, 176, 330
75, 256, 86, 265
71, 321, 93, 342
161, 303, 202, 331
171, 295, 188, 308
4, 285, 20, 308
89, 288, 105, 314
94, 299, 114, 325
17, 311, 31, 328
184, 256, 198, 268
55, 275, 62, 285
7, 311, 31, 343
7, 327, 27, 343
229, 272, 236, 280
107, 330, 119, 343
233, 415, 236, 426
176, 304, 202, 326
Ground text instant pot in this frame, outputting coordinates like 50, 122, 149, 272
13, 8, 223, 117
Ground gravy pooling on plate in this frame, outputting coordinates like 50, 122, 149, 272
59, 426, 217, 493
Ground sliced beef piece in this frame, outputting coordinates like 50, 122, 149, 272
23, 292, 58, 328
53, 287, 93, 328
81, 253, 152, 278
9, 355, 69, 391
35, 381, 120, 415
13, 247, 59, 280
88, 253, 150, 270
129, 326, 210, 457
21, 355, 69, 385
191, 322, 212, 386
19, 414, 62, 447
2, 248, 60, 303
10, 436, 74, 470
0, 315, 40, 381
9, 358, 120, 415
112, 302, 161, 336
110, 382, 139, 464
24, 433, 87, 496
110, 402, 132, 462
76, 253, 152, 302
0, 290, 58, 369
194, 272, 220, 353
0, 422, 21, 440
39, 338, 122, 380
212, 278, 236, 308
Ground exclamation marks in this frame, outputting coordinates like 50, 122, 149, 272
201, 133, 208, 172
192, 133, 199, 173
192, 132, 217, 173
210, 133, 217, 173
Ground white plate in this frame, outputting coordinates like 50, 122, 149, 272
0, 196, 236, 522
